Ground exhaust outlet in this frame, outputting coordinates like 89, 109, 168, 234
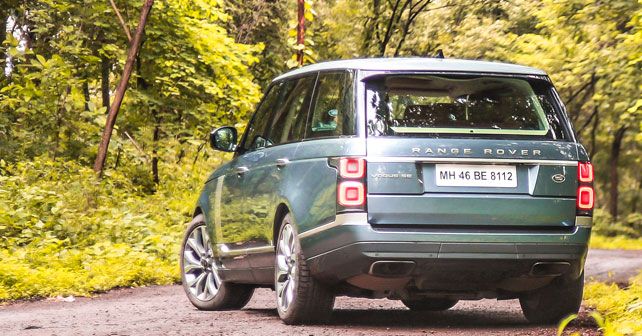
369, 261, 415, 277
530, 262, 570, 276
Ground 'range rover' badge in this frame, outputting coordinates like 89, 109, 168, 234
552, 174, 566, 183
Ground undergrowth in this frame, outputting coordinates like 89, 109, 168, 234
583, 271, 642, 336
0, 157, 215, 301
590, 235, 642, 250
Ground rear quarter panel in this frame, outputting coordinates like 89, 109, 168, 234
285, 138, 366, 234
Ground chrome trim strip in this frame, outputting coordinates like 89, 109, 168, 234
366, 227, 581, 236
217, 245, 274, 256
575, 216, 592, 227
367, 156, 577, 166
298, 213, 369, 239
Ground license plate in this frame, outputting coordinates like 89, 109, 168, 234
435, 164, 517, 188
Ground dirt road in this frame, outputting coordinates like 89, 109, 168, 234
0, 249, 639, 336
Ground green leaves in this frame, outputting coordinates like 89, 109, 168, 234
0, 155, 218, 300
1, 0, 264, 182
584, 274, 642, 336
556, 313, 578, 336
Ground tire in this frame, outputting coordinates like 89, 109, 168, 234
180, 215, 254, 310
402, 298, 458, 311
275, 213, 335, 325
519, 273, 584, 324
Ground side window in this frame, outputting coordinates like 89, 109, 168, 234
267, 76, 316, 145
307, 71, 355, 139
242, 84, 282, 152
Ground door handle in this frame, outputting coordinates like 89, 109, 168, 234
235, 166, 249, 175
276, 158, 290, 168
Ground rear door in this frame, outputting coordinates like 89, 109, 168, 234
363, 73, 579, 229
212, 85, 281, 274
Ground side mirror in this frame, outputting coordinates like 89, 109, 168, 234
209, 126, 238, 152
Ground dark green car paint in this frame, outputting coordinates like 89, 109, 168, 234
192, 63, 591, 297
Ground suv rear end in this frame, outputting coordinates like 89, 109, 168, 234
301, 67, 592, 323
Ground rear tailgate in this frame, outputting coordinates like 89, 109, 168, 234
366, 138, 578, 228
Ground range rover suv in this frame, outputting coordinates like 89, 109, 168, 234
180, 58, 593, 325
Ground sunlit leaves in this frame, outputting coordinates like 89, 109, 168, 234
0, 154, 224, 300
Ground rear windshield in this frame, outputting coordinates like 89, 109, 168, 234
365, 74, 569, 140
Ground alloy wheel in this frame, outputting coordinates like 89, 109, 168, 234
276, 223, 297, 312
183, 225, 221, 301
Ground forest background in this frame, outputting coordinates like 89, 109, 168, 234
0, 0, 640, 311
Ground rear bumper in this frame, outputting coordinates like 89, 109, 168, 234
299, 213, 590, 292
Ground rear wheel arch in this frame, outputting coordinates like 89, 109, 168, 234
192, 207, 203, 220
273, 203, 290, 249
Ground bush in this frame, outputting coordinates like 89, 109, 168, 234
590, 235, 642, 250
0, 157, 207, 300
593, 209, 642, 238
584, 271, 642, 336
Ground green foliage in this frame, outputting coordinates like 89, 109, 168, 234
590, 234, 642, 251
224, 0, 292, 85
1, 0, 262, 168
584, 271, 642, 336
129, 0, 263, 132
0, 155, 214, 300
285, 0, 317, 68
0, 43, 98, 161
593, 209, 642, 238
557, 312, 607, 336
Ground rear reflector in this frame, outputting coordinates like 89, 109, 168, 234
339, 158, 365, 179
338, 181, 365, 206
577, 186, 594, 210
578, 162, 593, 183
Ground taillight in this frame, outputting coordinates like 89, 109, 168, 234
578, 162, 593, 182
339, 158, 365, 179
577, 186, 594, 210
331, 157, 367, 212
338, 181, 365, 206
576, 161, 594, 215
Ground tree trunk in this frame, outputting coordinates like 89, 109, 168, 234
151, 110, 161, 184
101, 56, 110, 111
83, 81, 90, 111
94, 0, 154, 174
114, 146, 122, 169
631, 177, 642, 214
0, 11, 7, 69
296, 0, 305, 65
589, 107, 599, 158
609, 126, 627, 220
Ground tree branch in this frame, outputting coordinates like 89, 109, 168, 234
394, 0, 432, 56
94, 0, 154, 174
566, 73, 596, 106
109, 0, 132, 42
576, 105, 599, 134
124, 131, 149, 160
380, 0, 404, 56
